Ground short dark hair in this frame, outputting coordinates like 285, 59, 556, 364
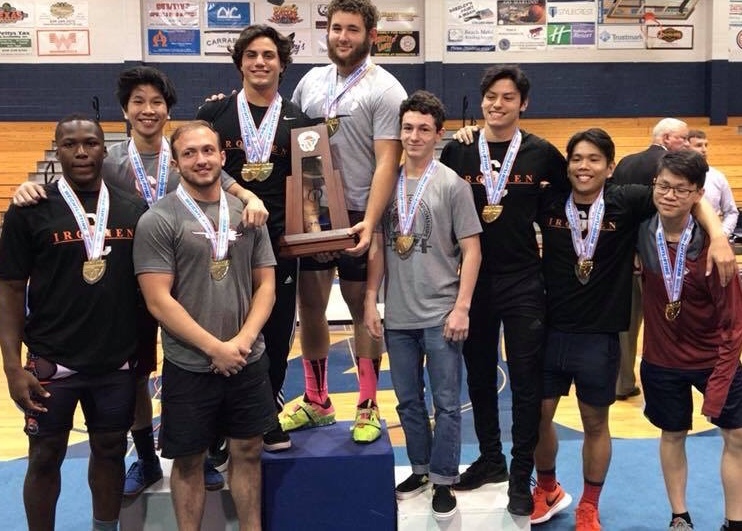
399, 90, 446, 131
479, 65, 530, 101
170, 120, 220, 161
687, 129, 707, 141
116, 66, 178, 111
230, 24, 293, 82
566, 128, 615, 164
327, 0, 379, 31
656, 150, 709, 188
55, 113, 104, 142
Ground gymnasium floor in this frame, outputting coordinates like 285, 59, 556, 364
0, 285, 724, 530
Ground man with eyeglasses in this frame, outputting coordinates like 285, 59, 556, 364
637, 150, 742, 531
611, 118, 690, 402
532, 129, 733, 530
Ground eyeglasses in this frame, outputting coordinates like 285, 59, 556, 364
653, 180, 697, 199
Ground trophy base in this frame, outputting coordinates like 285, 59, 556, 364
278, 229, 358, 258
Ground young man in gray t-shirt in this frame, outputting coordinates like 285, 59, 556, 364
133, 121, 277, 530
364, 91, 482, 521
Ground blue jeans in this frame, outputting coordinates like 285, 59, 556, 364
385, 326, 462, 485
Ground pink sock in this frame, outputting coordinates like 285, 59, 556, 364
303, 358, 328, 405
356, 357, 380, 406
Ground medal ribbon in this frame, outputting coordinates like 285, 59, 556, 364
127, 137, 171, 205
58, 177, 109, 261
396, 160, 437, 236
324, 59, 372, 119
176, 184, 230, 261
656, 215, 694, 305
478, 128, 522, 206
237, 89, 282, 164
565, 188, 605, 262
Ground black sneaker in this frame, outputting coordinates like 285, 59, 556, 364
507, 476, 534, 516
432, 485, 457, 521
453, 456, 509, 491
395, 473, 431, 500
207, 437, 229, 472
263, 425, 292, 452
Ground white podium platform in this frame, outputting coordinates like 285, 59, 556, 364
121, 461, 530, 531
395, 466, 531, 531
120, 458, 239, 531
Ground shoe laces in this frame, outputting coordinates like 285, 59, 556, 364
125, 461, 143, 479
669, 517, 693, 530
355, 400, 378, 424
575, 503, 600, 529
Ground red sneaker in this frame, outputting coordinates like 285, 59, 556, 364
531, 483, 572, 524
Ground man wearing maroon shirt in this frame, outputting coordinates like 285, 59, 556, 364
637, 150, 742, 531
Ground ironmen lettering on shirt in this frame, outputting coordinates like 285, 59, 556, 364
221, 137, 289, 158
461, 172, 535, 185
543, 216, 617, 232
51, 227, 135, 244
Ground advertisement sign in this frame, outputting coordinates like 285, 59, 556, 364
36, 1, 88, 27
0, 2, 34, 27
148, 28, 201, 54
146, 1, 200, 28
37, 28, 89, 55
0, 28, 32, 55
547, 22, 595, 46
206, 1, 250, 28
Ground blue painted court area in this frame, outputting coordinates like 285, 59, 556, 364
0, 335, 729, 530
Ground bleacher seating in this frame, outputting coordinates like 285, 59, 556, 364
1, 118, 740, 226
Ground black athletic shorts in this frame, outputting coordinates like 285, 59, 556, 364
159, 354, 276, 459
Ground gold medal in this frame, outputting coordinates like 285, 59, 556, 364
575, 260, 593, 285
241, 162, 274, 182
481, 204, 503, 223
665, 300, 681, 321
326, 117, 340, 137
395, 235, 415, 255
210, 259, 230, 281
82, 259, 106, 285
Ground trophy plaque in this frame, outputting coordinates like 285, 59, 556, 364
279, 124, 357, 258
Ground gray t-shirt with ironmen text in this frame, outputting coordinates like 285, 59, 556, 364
292, 63, 407, 211
381, 162, 481, 329
133, 192, 276, 372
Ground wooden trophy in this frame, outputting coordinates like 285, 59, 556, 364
279, 124, 357, 258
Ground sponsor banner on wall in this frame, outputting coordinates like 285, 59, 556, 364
37, 28, 88, 55
148, 28, 201, 54
597, 24, 644, 49
645, 24, 693, 49
498, 0, 545, 25
497, 25, 546, 51
446, 0, 497, 52
732, 1, 742, 26
206, 2, 250, 28
202, 29, 238, 55
372, 3, 423, 60
0, 2, 35, 28
0, 28, 33, 55
147, 1, 200, 28
289, 28, 312, 57
37, 1, 88, 27
310, 2, 328, 30
547, 2, 596, 24
256, 1, 310, 29
730, 25, 742, 60
372, 30, 420, 56
547, 22, 595, 47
